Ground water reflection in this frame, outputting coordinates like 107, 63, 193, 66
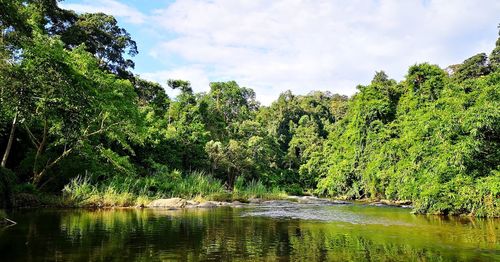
0, 205, 498, 261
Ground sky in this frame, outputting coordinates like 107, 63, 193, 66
60, 0, 500, 105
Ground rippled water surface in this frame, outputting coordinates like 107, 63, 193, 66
0, 203, 498, 261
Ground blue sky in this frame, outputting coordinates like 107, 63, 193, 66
61, 0, 500, 105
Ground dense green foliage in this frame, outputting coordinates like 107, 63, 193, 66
0, 2, 498, 216
315, 66, 499, 216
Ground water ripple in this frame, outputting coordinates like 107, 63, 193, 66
241, 204, 411, 226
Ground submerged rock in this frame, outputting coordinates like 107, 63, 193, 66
185, 201, 199, 209
248, 198, 262, 204
369, 202, 387, 207
330, 200, 352, 205
394, 200, 412, 206
147, 198, 187, 209
197, 201, 217, 208
369, 200, 413, 208
296, 196, 320, 204
294, 196, 350, 205
262, 200, 294, 206
230, 201, 245, 208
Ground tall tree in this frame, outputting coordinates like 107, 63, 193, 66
9, 35, 139, 185
59, 13, 138, 78
489, 24, 500, 71
453, 53, 491, 82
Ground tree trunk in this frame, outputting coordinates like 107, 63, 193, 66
32, 119, 48, 176
227, 168, 235, 190
1, 110, 18, 168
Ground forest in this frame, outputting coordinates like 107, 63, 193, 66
0, 0, 498, 217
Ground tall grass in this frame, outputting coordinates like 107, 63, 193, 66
62, 171, 288, 207
63, 176, 98, 204
170, 172, 226, 199
233, 177, 287, 200
62, 171, 227, 207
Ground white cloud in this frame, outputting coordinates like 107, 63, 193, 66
61, 0, 146, 24
148, 0, 500, 104
61, 0, 500, 105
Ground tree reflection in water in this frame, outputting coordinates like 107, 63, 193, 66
0, 206, 498, 261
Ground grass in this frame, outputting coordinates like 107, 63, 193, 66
62, 172, 288, 207
233, 179, 287, 201
62, 176, 141, 207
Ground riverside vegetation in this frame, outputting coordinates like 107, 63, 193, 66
0, 1, 498, 217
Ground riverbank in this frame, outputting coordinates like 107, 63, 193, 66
2, 174, 495, 217
6, 191, 499, 218
5, 190, 291, 209
6, 192, 411, 210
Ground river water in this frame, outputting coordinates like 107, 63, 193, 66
0, 203, 498, 261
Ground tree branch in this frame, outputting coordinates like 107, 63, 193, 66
24, 124, 40, 148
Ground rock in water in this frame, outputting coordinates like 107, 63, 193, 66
186, 200, 199, 206
197, 201, 217, 208
147, 198, 187, 209
248, 198, 262, 204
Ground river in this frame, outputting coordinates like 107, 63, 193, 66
0, 202, 498, 261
